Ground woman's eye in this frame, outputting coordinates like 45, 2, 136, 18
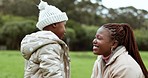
96, 35, 102, 40
97, 37, 101, 40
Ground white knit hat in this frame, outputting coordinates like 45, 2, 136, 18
36, 0, 68, 30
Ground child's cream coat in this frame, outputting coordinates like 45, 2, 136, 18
21, 31, 70, 78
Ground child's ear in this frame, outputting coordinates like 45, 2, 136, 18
52, 23, 57, 28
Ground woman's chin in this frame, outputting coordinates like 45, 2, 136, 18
93, 51, 98, 55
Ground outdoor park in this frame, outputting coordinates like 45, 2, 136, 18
0, 50, 148, 78
0, 0, 148, 78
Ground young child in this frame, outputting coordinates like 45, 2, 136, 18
91, 23, 147, 78
20, 0, 70, 78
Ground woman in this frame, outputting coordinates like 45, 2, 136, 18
91, 23, 148, 78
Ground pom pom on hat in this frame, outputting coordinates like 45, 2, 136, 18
36, 0, 68, 30
38, 0, 48, 11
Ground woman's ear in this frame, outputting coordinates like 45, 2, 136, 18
112, 40, 119, 49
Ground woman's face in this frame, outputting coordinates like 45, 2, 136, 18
54, 22, 66, 39
92, 26, 114, 56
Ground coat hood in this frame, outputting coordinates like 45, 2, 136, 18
20, 31, 64, 60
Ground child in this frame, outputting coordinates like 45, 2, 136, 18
20, 0, 70, 78
91, 23, 147, 78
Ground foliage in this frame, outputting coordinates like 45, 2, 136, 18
0, 0, 148, 50
134, 29, 148, 50
0, 0, 105, 26
0, 14, 28, 24
0, 0, 148, 28
1, 0, 38, 16
64, 27, 76, 50
105, 7, 147, 29
0, 20, 37, 49
69, 25, 98, 51
0, 15, 4, 27
80, 25, 98, 50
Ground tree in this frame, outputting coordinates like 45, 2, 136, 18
0, 20, 37, 49
1, 0, 38, 16
105, 6, 148, 29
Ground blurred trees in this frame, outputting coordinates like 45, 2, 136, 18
0, 0, 147, 28
0, 16, 37, 49
105, 6, 147, 29
134, 29, 148, 51
0, 0, 148, 50
1, 0, 38, 16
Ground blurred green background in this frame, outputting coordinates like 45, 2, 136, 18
0, 0, 148, 78
0, 0, 148, 51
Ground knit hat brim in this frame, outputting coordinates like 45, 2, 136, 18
36, 12, 68, 30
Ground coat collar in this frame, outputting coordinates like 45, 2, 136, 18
106, 46, 127, 65
98, 46, 127, 66
97, 46, 128, 66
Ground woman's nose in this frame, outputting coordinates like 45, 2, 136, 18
92, 38, 97, 44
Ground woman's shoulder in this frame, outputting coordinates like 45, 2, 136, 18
112, 52, 142, 72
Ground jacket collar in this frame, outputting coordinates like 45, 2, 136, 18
105, 46, 127, 66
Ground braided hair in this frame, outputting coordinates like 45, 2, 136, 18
103, 23, 148, 77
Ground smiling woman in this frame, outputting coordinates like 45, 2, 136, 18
91, 23, 148, 78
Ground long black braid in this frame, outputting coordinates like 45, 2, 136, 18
103, 23, 148, 78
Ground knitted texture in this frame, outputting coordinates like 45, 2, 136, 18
36, 0, 68, 30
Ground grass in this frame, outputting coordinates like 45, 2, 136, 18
0, 50, 147, 78
0, 51, 24, 78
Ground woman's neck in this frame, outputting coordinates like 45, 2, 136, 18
102, 54, 111, 63
102, 46, 123, 63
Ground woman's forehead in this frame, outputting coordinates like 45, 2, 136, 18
96, 27, 111, 37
